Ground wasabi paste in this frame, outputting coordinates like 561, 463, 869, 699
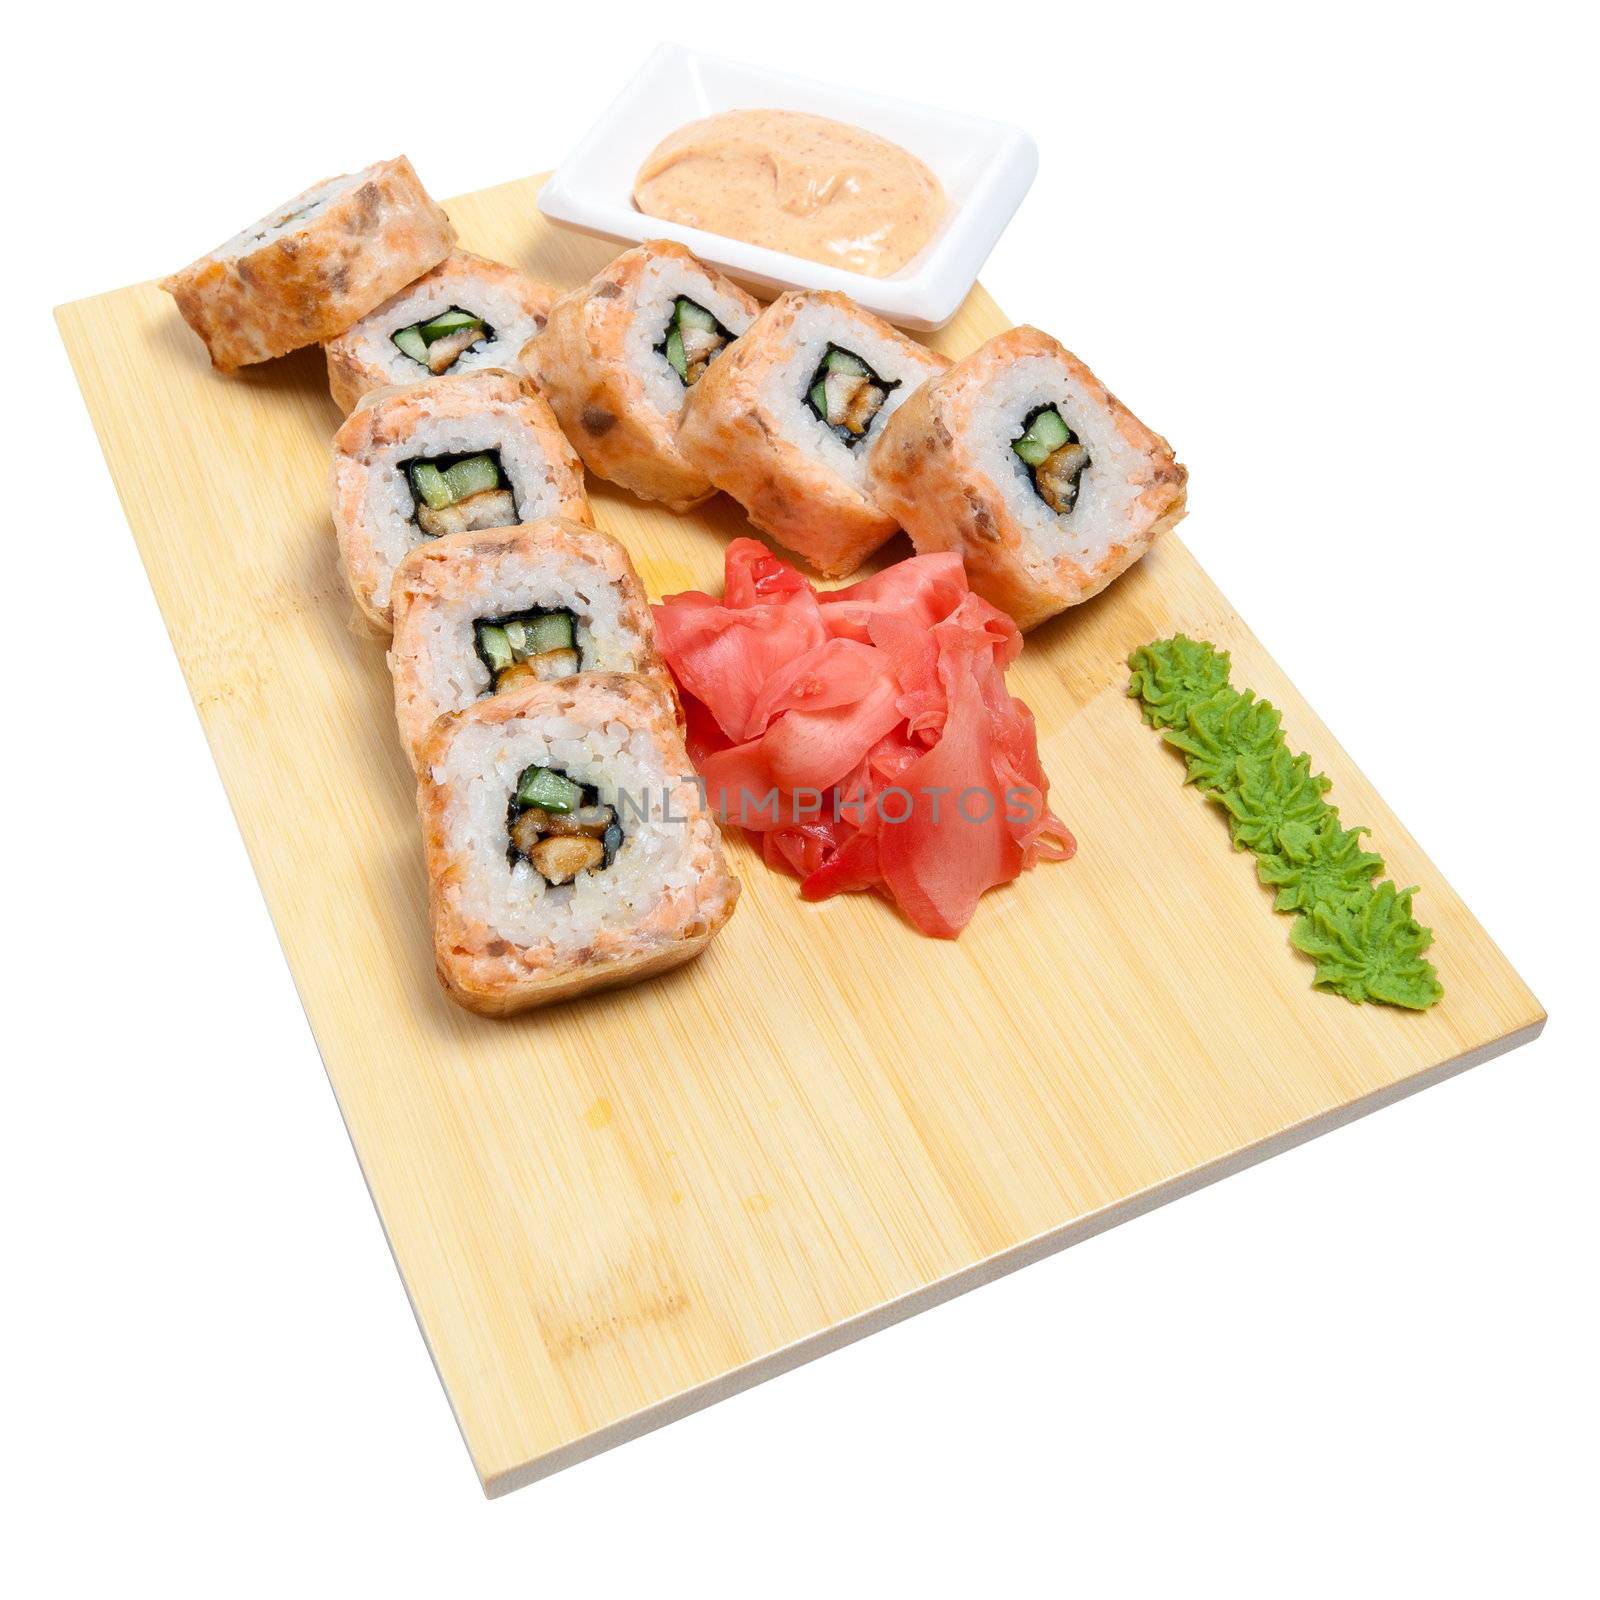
1128, 635, 1442, 1011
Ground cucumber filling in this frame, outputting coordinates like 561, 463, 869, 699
507, 767, 622, 885
1012, 405, 1091, 515
404, 450, 517, 538
656, 296, 735, 386
391, 305, 494, 375
803, 344, 899, 445
473, 609, 580, 694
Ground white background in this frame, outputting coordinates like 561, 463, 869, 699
4, 3, 1594, 1594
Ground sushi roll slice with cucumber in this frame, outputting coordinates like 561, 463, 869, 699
417, 673, 739, 1015
161, 156, 455, 371
324, 250, 556, 413
676, 290, 949, 578
867, 326, 1187, 629
388, 518, 673, 769
330, 368, 591, 629
523, 240, 760, 511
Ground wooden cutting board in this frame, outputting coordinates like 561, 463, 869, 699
56, 174, 1544, 1496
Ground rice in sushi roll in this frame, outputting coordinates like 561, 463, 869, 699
418, 673, 739, 1015
676, 290, 949, 578
324, 250, 555, 413
867, 326, 1187, 629
162, 156, 454, 372
331, 368, 591, 629
523, 240, 761, 511
389, 518, 671, 769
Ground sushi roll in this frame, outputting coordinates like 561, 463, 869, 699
389, 518, 672, 769
523, 240, 761, 511
867, 326, 1187, 630
331, 368, 592, 629
675, 290, 950, 578
418, 673, 739, 1015
324, 250, 555, 413
162, 156, 454, 372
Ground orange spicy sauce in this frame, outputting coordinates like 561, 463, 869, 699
633, 109, 945, 279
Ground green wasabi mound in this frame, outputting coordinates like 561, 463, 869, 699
1128, 635, 1443, 1011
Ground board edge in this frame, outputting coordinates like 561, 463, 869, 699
481, 1012, 1545, 1498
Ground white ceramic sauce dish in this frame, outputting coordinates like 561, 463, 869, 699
536, 44, 1038, 331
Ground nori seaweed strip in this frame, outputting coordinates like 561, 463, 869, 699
803, 343, 900, 447
506, 771, 621, 881
392, 304, 496, 366
655, 296, 736, 385
1012, 403, 1091, 514
398, 448, 515, 523
472, 608, 580, 688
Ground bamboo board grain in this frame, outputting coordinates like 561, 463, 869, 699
57, 174, 1544, 1496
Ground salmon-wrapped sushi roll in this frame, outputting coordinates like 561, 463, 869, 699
523, 240, 760, 511
389, 519, 672, 769
868, 326, 1187, 630
419, 673, 739, 1015
331, 368, 591, 629
324, 251, 555, 413
676, 290, 949, 578
162, 156, 454, 371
